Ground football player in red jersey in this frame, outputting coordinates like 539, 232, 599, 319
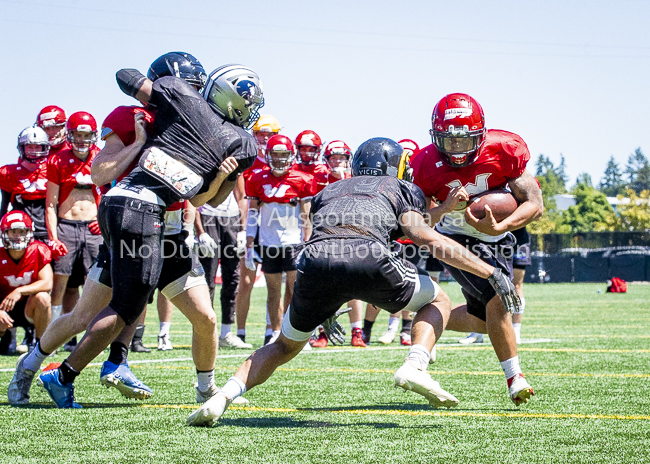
35, 106, 70, 157
295, 130, 329, 191
0, 127, 52, 351
244, 135, 316, 344
0, 212, 52, 368
233, 115, 279, 345
411, 93, 543, 405
45, 111, 102, 352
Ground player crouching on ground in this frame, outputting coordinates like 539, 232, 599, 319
3, 212, 52, 405
187, 137, 521, 426
411, 93, 543, 405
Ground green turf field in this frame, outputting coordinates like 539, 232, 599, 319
1, 282, 649, 463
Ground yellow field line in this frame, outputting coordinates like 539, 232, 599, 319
138, 404, 650, 421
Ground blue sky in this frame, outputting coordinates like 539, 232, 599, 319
1, 0, 648, 185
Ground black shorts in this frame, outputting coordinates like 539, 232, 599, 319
402, 243, 444, 272
98, 195, 166, 326
512, 227, 532, 269
92, 232, 205, 300
440, 233, 515, 322
260, 246, 297, 274
7, 298, 33, 329
288, 239, 423, 333
51, 219, 102, 281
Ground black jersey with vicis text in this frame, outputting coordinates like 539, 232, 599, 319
309, 176, 426, 247
119, 77, 257, 206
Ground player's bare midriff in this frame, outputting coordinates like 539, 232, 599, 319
58, 188, 97, 221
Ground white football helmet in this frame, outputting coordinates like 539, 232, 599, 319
17, 126, 50, 163
202, 64, 264, 129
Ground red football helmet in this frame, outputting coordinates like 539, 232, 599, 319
295, 130, 323, 165
398, 139, 420, 158
430, 93, 486, 167
66, 112, 98, 154
324, 140, 352, 174
265, 134, 296, 175
1, 211, 34, 250
36, 105, 67, 147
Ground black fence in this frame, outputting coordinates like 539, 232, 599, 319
527, 232, 650, 282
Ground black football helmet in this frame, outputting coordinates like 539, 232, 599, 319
351, 137, 413, 181
147, 52, 207, 89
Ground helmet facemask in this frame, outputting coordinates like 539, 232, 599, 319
266, 149, 295, 175
68, 129, 97, 155
297, 146, 321, 165
326, 153, 351, 177
42, 123, 67, 147
430, 124, 485, 167
21, 143, 50, 164
1, 226, 33, 250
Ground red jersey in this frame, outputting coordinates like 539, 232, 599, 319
326, 170, 352, 185
0, 162, 49, 202
412, 129, 530, 241
297, 163, 330, 193
48, 141, 71, 158
243, 157, 269, 184
246, 166, 317, 204
0, 241, 51, 300
46, 146, 101, 205
100, 105, 157, 184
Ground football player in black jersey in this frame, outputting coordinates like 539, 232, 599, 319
187, 137, 520, 426
36, 65, 260, 409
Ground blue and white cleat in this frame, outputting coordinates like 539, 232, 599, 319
100, 361, 153, 400
37, 368, 82, 409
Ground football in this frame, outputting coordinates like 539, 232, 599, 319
467, 189, 518, 222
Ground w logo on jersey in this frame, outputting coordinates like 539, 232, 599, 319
262, 184, 291, 199
19, 178, 47, 193
5, 271, 34, 287
446, 173, 492, 196
73, 172, 94, 186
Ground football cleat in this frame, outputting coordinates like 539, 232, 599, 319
99, 361, 153, 400
195, 383, 249, 405
378, 327, 398, 345
394, 360, 459, 408
310, 331, 328, 348
458, 333, 483, 344
157, 334, 173, 351
130, 339, 151, 353
361, 329, 371, 345
508, 374, 534, 406
37, 368, 82, 409
63, 337, 77, 353
7, 352, 37, 405
187, 392, 232, 427
350, 328, 367, 347
400, 332, 412, 346
219, 332, 253, 349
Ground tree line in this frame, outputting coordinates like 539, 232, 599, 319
530, 148, 650, 234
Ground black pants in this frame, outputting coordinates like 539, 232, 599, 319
198, 213, 240, 325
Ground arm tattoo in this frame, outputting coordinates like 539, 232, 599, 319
509, 171, 544, 212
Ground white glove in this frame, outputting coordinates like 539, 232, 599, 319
244, 247, 262, 271
236, 230, 246, 256
197, 233, 218, 258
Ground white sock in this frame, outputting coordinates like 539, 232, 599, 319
512, 323, 522, 340
500, 356, 522, 380
388, 316, 400, 331
196, 370, 215, 392
350, 321, 362, 330
406, 344, 431, 371
264, 328, 273, 337
51, 305, 63, 321
220, 324, 232, 338
272, 330, 281, 339
159, 322, 171, 337
23, 342, 50, 372
237, 328, 246, 337
221, 376, 247, 399
265, 306, 271, 326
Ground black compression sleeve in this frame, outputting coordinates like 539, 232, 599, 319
116, 68, 147, 98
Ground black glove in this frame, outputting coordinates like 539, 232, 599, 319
321, 307, 352, 345
487, 268, 521, 314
